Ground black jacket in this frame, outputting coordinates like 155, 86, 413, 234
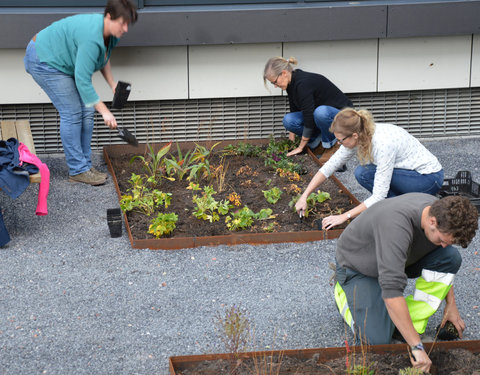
286, 69, 353, 138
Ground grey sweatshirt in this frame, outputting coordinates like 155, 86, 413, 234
336, 193, 439, 299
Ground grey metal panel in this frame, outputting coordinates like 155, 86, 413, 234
1, 87, 480, 153
115, 4, 387, 46
388, 1, 480, 38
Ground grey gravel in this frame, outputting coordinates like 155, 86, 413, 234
1, 138, 480, 375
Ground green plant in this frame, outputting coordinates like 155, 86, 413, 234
164, 143, 196, 180
262, 187, 283, 204
192, 185, 232, 222
148, 212, 178, 238
225, 206, 273, 231
289, 190, 331, 218
119, 173, 172, 216
222, 142, 263, 157
399, 368, 423, 375
130, 142, 172, 184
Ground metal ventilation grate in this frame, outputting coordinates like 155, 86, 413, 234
1, 87, 479, 154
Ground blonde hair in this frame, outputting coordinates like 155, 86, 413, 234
330, 108, 376, 164
263, 56, 298, 88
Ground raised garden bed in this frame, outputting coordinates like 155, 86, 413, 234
169, 340, 480, 374
104, 139, 360, 250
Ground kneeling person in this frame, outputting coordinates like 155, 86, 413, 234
334, 193, 478, 373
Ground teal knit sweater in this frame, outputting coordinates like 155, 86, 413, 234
36, 13, 119, 107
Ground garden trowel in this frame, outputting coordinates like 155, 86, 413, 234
117, 126, 138, 146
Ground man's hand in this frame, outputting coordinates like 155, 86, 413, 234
442, 287, 465, 338
288, 132, 296, 142
410, 348, 432, 373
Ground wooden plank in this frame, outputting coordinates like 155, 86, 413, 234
0, 120, 41, 183
15, 119, 36, 154
1, 120, 18, 140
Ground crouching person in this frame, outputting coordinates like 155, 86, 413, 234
333, 193, 478, 373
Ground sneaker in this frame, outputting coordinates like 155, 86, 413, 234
69, 170, 106, 186
90, 167, 108, 180
319, 143, 340, 164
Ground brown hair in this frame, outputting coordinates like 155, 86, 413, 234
429, 195, 478, 248
104, 0, 138, 24
330, 108, 375, 164
263, 56, 298, 88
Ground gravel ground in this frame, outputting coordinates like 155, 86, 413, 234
1, 137, 479, 375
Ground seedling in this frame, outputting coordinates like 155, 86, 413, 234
262, 187, 283, 204
148, 212, 178, 238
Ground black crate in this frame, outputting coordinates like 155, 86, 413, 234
437, 171, 480, 212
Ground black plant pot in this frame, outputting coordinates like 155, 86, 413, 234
107, 208, 122, 238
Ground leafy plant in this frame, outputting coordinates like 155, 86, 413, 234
192, 185, 232, 222
228, 192, 242, 206
148, 212, 178, 238
222, 142, 263, 157
130, 142, 172, 184
262, 187, 283, 204
225, 206, 273, 231
289, 190, 331, 218
164, 143, 196, 180
119, 173, 172, 216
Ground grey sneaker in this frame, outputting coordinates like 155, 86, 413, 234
69, 170, 106, 186
90, 167, 108, 180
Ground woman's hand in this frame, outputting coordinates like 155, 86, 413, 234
287, 146, 305, 157
321, 213, 348, 230
295, 198, 307, 217
102, 110, 118, 129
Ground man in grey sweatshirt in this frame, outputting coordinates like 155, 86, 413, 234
334, 192, 478, 373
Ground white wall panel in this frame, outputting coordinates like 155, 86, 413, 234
93, 46, 188, 101
472, 35, 480, 87
189, 43, 282, 99
378, 35, 471, 91
284, 39, 378, 94
0, 49, 50, 104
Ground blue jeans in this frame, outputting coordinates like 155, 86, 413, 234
283, 105, 338, 149
24, 40, 95, 176
354, 164, 444, 197
336, 245, 461, 345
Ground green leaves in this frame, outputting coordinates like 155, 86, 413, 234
262, 187, 283, 204
192, 185, 232, 223
289, 190, 331, 218
148, 212, 178, 238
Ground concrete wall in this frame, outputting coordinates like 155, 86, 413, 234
1, 34, 478, 105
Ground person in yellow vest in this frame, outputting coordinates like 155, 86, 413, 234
334, 193, 478, 373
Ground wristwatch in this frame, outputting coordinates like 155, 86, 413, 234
346, 212, 351, 219
411, 342, 425, 351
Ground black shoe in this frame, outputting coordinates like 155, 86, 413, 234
392, 327, 406, 343
436, 321, 460, 341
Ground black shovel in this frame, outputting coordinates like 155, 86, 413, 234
117, 126, 138, 146
111, 81, 138, 146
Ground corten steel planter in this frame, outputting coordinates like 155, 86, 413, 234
168, 340, 480, 374
103, 139, 360, 250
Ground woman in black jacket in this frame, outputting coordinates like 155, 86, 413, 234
263, 56, 353, 157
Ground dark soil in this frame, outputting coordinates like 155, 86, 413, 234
107, 143, 357, 240
175, 348, 480, 375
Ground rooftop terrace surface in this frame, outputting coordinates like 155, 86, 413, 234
1, 137, 479, 374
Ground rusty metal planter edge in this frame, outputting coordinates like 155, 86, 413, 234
103, 139, 360, 250
168, 340, 480, 374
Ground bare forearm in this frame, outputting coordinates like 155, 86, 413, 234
384, 296, 421, 346
301, 170, 327, 199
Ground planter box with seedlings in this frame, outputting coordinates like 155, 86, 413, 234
104, 138, 360, 250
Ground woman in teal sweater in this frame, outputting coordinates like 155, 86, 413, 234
24, 0, 137, 186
